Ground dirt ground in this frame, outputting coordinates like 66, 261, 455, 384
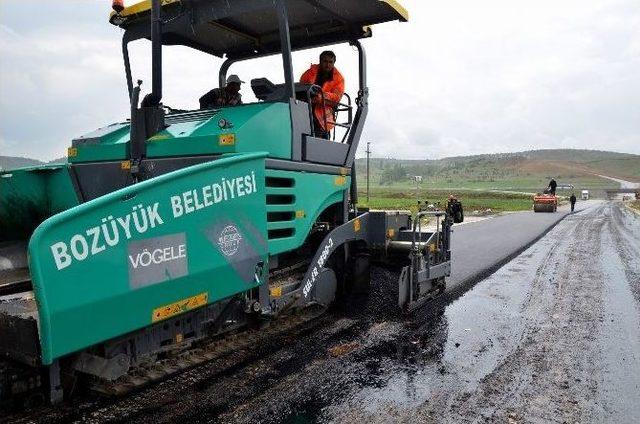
4, 201, 639, 424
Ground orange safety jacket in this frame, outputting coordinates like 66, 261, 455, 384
300, 64, 345, 132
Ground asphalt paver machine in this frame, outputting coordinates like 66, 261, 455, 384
0, 0, 451, 405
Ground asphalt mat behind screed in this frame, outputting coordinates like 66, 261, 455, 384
3, 206, 576, 424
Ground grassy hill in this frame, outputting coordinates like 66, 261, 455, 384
356, 149, 640, 193
0, 156, 43, 171
0, 156, 66, 171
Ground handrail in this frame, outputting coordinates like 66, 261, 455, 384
411, 210, 447, 253
306, 86, 354, 142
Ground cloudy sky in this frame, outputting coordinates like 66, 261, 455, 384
1, 0, 639, 161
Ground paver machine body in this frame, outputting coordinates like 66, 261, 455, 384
0, 0, 452, 405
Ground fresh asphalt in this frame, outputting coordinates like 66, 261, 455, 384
447, 202, 577, 294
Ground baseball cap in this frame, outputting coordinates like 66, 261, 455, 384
226, 74, 245, 84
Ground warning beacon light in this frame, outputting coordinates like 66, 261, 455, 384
112, 0, 125, 13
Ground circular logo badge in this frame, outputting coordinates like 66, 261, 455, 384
218, 225, 242, 256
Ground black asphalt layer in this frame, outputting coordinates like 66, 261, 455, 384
447, 204, 576, 295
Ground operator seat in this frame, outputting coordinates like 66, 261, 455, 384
251, 78, 313, 103
251, 78, 283, 102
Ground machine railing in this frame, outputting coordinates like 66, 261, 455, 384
411, 210, 448, 264
306, 85, 353, 142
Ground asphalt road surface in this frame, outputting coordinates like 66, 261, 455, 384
448, 203, 573, 293
6, 200, 639, 424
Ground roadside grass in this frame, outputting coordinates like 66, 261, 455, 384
629, 201, 640, 212
357, 187, 534, 214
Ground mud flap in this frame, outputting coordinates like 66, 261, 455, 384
310, 269, 337, 306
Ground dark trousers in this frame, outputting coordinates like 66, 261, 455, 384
313, 117, 330, 139
571, 202, 575, 212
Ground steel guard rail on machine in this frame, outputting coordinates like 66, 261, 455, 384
28, 153, 269, 364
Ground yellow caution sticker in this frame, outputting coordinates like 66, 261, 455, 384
354, 218, 361, 232
295, 210, 305, 219
270, 286, 283, 297
120, 160, 131, 170
67, 147, 78, 158
152, 292, 208, 323
149, 134, 170, 141
219, 133, 236, 146
334, 176, 346, 186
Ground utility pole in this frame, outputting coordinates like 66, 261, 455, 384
366, 142, 371, 202
414, 175, 423, 206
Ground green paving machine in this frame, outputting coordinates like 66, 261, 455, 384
0, 0, 452, 405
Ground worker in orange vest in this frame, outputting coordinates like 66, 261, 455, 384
300, 51, 345, 139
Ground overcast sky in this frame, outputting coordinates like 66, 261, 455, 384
1, 0, 639, 161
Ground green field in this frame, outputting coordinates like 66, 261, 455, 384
357, 187, 536, 214
356, 149, 640, 196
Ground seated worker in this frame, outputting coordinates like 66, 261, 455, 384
199, 74, 244, 109
300, 51, 345, 139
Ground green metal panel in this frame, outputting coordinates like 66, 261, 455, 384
0, 165, 79, 242
69, 103, 293, 163
265, 169, 349, 255
71, 143, 129, 163
147, 102, 292, 159
69, 122, 130, 163
45, 165, 81, 214
28, 153, 268, 364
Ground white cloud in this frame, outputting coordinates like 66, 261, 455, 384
0, 0, 639, 161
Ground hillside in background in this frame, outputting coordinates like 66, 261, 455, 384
0, 156, 43, 170
355, 149, 640, 192
0, 156, 66, 171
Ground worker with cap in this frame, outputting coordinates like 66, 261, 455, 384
199, 74, 244, 109
300, 50, 345, 139
570, 193, 577, 212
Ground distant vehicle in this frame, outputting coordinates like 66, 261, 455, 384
581, 190, 590, 200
